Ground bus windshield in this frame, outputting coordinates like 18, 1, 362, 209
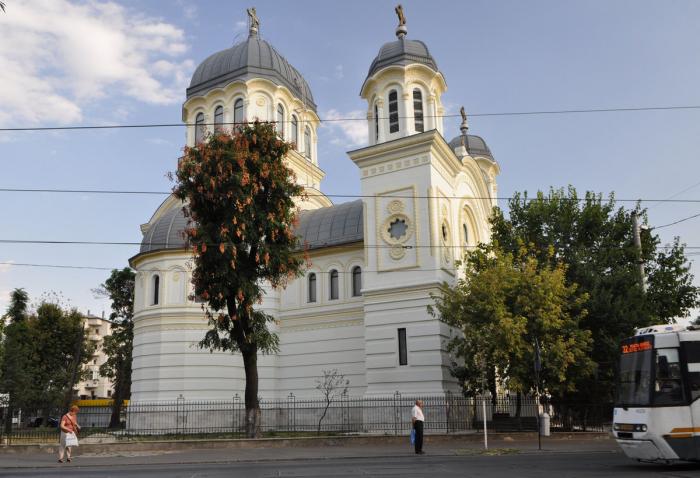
617, 347, 653, 407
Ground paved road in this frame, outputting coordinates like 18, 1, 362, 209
1, 452, 699, 478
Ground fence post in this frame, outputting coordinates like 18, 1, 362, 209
287, 393, 295, 433
233, 393, 240, 436
393, 391, 401, 436
176, 394, 185, 437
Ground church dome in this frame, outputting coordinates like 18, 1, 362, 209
447, 134, 495, 161
138, 199, 364, 255
363, 38, 438, 85
187, 34, 316, 112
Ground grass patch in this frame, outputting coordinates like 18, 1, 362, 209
454, 448, 520, 456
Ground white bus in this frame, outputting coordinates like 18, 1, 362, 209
614, 324, 700, 463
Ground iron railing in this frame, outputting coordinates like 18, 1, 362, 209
0, 395, 612, 444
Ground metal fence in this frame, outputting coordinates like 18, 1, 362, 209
0, 395, 612, 444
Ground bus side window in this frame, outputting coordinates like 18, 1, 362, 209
654, 348, 685, 405
682, 342, 700, 401
689, 370, 700, 401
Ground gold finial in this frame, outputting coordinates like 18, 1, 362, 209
247, 7, 259, 36
395, 4, 407, 38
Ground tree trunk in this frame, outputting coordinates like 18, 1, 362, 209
242, 345, 260, 438
109, 373, 125, 429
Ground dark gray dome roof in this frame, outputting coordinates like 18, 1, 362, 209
138, 199, 364, 255
364, 38, 438, 86
187, 34, 316, 112
448, 134, 495, 161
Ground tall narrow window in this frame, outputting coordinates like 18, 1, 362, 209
194, 113, 205, 144
388, 90, 399, 133
233, 98, 244, 130
374, 104, 379, 142
152, 275, 160, 305
291, 115, 299, 149
214, 106, 224, 132
329, 270, 339, 300
462, 223, 469, 247
304, 126, 312, 160
308, 273, 317, 303
352, 266, 362, 297
276, 103, 284, 138
398, 328, 407, 365
413, 89, 424, 132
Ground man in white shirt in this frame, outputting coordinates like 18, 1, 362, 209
411, 400, 425, 454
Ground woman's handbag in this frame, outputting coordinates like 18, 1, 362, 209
410, 428, 416, 445
65, 432, 79, 447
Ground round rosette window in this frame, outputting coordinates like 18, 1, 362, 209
381, 214, 414, 260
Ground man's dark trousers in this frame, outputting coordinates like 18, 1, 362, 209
413, 420, 424, 453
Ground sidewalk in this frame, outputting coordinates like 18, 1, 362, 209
0, 434, 619, 469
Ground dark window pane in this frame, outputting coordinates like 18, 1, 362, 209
194, 113, 205, 144
398, 328, 407, 365
291, 115, 299, 149
389, 90, 399, 133
308, 273, 316, 303
330, 270, 338, 300
374, 104, 379, 142
413, 89, 424, 132
233, 99, 244, 130
152, 275, 160, 305
352, 266, 362, 296
214, 106, 224, 131
276, 104, 284, 138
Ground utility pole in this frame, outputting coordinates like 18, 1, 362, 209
632, 212, 647, 292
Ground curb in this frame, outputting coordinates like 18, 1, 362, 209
0, 449, 623, 470
0, 432, 612, 455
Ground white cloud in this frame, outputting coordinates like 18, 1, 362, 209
0, 0, 194, 127
0, 261, 14, 274
322, 109, 367, 148
234, 20, 247, 32
334, 65, 344, 80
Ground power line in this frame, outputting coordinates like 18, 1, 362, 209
646, 179, 700, 211
0, 239, 695, 250
0, 261, 458, 275
2, 187, 700, 204
2, 105, 700, 132
656, 211, 700, 229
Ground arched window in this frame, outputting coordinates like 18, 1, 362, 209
214, 105, 224, 132
388, 90, 399, 133
413, 89, 424, 133
329, 270, 339, 300
352, 266, 362, 297
308, 273, 317, 303
304, 126, 312, 160
194, 113, 205, 144
291, 115, 299, 149
462, 223, 469, 247
374, 103, 379, 142
152, 275, 160, 305
276, 104, 284, 138
233, 98, 244, 130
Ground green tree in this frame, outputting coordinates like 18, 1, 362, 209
490, 187, 700, 401
94, 268, 135, 428
430, 245, 594, 405
173, 123, 306, 437
0, 289, 35, 432
32, 302, 91, 415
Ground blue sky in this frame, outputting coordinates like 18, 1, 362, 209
1, 0, 700, 317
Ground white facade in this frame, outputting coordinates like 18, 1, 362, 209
129, 12, 500, 401
74, 314, 113, 400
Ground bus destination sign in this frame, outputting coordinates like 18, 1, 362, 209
621, 341, 652, 354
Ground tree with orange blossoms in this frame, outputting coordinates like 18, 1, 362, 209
172, 122, 306, 437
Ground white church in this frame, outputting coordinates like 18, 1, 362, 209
129, 8, 500, 401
